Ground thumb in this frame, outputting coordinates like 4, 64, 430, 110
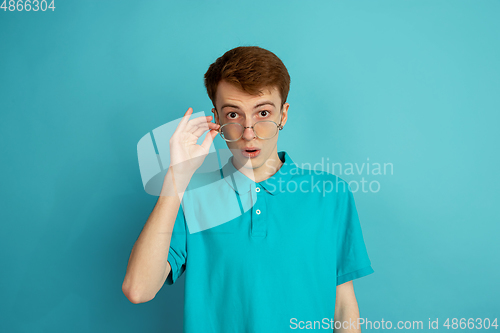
200, 129, 217, 151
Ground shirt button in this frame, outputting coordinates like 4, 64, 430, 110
256, 187, 260, 192
256, 209, 261, 215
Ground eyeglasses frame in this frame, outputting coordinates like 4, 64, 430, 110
214, 106, 284, 142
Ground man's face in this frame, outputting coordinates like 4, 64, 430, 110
212, 80, 289, 172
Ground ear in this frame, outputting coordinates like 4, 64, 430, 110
212, 108, 220, 125
280, 103, 290, 129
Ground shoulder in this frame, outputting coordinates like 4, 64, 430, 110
287, 165, 352, 198
292, 165, 350, 186
187, 168, 224, 188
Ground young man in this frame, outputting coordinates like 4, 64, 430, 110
123, 46, 374, 332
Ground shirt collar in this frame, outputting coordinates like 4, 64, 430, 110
221, 151, 297, 195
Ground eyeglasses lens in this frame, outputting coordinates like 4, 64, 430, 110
221, 121, 278, 141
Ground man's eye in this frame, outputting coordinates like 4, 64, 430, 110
260, 110, 270, 117
228, 112, 238, 119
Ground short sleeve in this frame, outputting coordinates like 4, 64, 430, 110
335, 180, 374, 286
165, 203, 188, 285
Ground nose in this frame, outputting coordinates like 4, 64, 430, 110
242, 120, 256, 141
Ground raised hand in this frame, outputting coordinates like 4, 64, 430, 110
169, 107, 220, 178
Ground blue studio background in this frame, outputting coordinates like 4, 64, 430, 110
1, 0, 499, 332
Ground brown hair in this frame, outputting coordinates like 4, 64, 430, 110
204, 46, 291, 110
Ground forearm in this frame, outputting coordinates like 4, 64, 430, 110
122, 167, 191, 303
334, 303, 361, 333
334, 281, 361, 333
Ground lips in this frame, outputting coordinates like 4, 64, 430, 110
243, 147, 260, 152
241, 147, 261, 158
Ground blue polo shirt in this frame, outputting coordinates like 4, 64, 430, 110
166, 150, 374, 332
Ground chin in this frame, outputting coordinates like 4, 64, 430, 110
235, 153, 264, 169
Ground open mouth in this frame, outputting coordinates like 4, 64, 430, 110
243, 147, 260, 152
242, 148, 261, 158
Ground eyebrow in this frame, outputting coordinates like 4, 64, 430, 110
220, 101, 276, 112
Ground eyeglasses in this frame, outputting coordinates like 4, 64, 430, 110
218, 120, 283, 142
216, 109, 284, 142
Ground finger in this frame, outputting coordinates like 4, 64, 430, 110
200, 128, 217, 151
191, 122, 219, 137
185, 115, 215, 133
173, 107, 194, 135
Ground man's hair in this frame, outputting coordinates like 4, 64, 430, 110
204, 46, 291, 110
